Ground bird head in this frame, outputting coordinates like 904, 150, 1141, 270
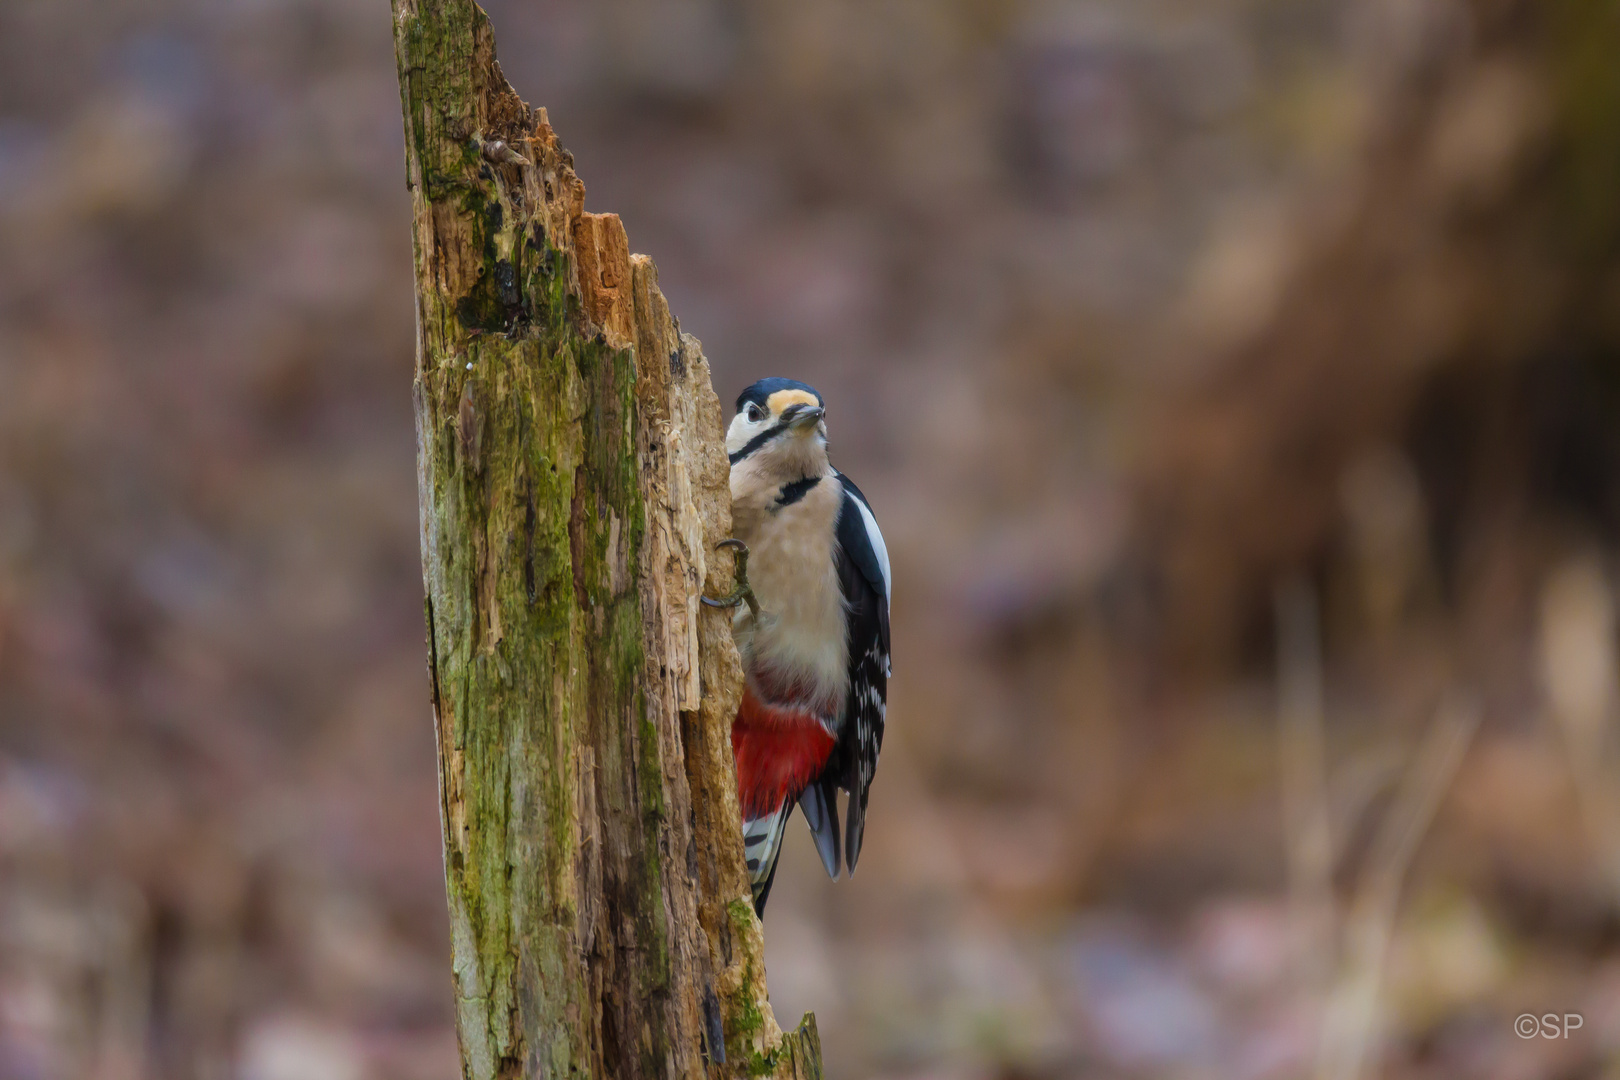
726, 378, 829, 480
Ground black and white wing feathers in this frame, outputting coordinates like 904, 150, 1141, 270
829, 472, 890, 874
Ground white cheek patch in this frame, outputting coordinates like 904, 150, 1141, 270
726, 411, 758, 456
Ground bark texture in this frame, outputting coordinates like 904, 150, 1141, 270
390, 2, 821, 1077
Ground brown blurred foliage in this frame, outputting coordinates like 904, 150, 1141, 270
2, 0, 1619, 1077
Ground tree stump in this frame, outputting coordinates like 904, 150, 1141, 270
390, 2, 822, 1076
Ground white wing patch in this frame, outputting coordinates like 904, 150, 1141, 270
851, 491, 891, 603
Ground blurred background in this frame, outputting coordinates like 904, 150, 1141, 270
3, 0, 1620, 1077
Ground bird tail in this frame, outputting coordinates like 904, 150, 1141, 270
798, 778, 842, 880
742, 800, 794, 916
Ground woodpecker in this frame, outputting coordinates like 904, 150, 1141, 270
705, 378, 891, 916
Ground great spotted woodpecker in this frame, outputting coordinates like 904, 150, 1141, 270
705, 378, 891, 916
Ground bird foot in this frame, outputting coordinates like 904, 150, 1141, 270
702, 538, 760, 617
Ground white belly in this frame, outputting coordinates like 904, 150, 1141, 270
731, 476, 848, 716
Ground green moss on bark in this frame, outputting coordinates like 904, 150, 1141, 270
421, 315, 643, 1077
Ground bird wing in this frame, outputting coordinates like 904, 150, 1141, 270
830, 473, 890, 874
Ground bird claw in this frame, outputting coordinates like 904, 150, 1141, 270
703, 538, 760, 617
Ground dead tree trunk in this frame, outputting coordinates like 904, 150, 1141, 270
390, 3, 822, 1077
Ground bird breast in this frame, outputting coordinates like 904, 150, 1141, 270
730, 475, 848, 717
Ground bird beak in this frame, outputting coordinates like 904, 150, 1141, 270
781, 404, 825, 430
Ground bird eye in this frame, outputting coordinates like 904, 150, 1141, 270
746, 404, 764, 422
